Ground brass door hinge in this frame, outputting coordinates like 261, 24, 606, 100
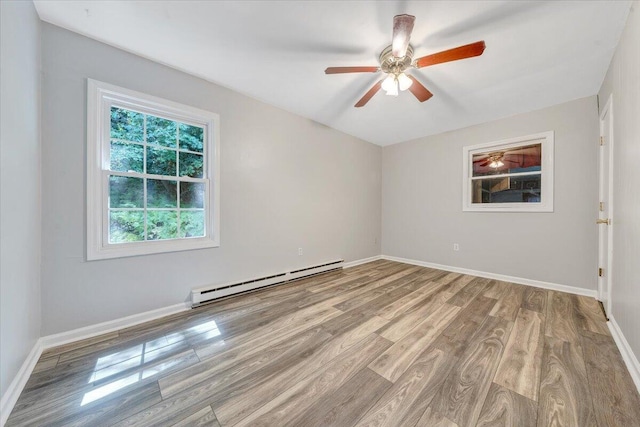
600, 136, 604, 146
598, 268, 604, 277
599, 202, 605, 211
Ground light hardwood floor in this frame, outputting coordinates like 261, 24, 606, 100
7, 260, 640, 426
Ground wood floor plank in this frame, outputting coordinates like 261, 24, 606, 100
115, 326, 335, 426
194, 301, 341, 360
131, 317, 387, 427
425, 314, 513, 427
6, 378, 162, 427
537, 335, 596, 427
292, 368, 392, 427
490, 284, 526, 321
159, 325, 330, 398
12, 347, 198, 418
355, 346, 459, 427
442, 274, 478, 295
23, 335, 183, 395
348, 283, 425, 318
482, 280, 510, 300
580, 330, 640, 427
31, 355, 59, 373
447, 277, 491, 308
309, 265, 417, 294
297, 266, 421, 310
544, 291, 580, 343
377, 288, 458, 342
521, 286, 547, 313
171, 406, 219, 427
218, 335, 392, 426
476, 383, 537, 427
369, 303, 461, 382
436, 295, 498, 351
375, 281, 446, 320
493, 308, 544, 401
434, 272, 463, 285
573, 295, 609, 335
40, 331, 120, 359
302, 273, 378, 297
414, 408, 459, 427
333, 271, 423, 312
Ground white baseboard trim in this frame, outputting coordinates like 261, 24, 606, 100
0, 340, 43, 426
381, 255, 597, 298
343, 255, 382, 269
608, 315, 640, 394
39, 302, 191, 350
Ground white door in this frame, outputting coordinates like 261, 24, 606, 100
598, 96, 613, 318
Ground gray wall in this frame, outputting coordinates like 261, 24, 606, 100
0, 1, 42, 398
382, 96, 599, 291
40, 24, 382, 335
598, 3, 640, 365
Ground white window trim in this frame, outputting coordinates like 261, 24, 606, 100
462, 131, 554, 212
87, 79, 220, 260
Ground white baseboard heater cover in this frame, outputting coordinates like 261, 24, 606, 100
191, 259, 344, 307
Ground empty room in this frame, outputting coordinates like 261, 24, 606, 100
2, 0, 640, 426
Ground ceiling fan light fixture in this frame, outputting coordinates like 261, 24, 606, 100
397, 72, 413, 91
489, 159, 504, 168
385, 81, 399, 96
382, 74, 400, 96
381, 74, 397, 94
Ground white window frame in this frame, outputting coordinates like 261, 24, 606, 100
87, 79, 220, 260
462, 131, 554, 212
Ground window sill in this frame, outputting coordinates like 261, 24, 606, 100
87, 237, 219, 261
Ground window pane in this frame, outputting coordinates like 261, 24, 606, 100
110, 107, 144, 142
147, 210, 178, 240
180, 182, 205, 208
147, 146, 176, 176
110, 140, 143, 173
472, 143, 542, 177
179, 123, 204, 153
109, 176, 143, 208
147, 115, 177, 148
179, 210, 205, 238
147, 179, 177, 208
472, 174, 541, 204
109, 210, 145, 243
179, 152, 203, 178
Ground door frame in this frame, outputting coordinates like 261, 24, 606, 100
598, 94, 614, 316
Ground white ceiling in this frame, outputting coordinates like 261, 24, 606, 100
34, 1, 631, 146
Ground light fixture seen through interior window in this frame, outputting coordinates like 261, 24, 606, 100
488, 154, 505, 168
382, 72, 413, 96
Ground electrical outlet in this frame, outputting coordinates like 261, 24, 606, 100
453, 243, 460, 251
298, 247, 303, 256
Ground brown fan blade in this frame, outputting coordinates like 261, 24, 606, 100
392, 14, 415, 58
407, 76, 433, 102
325, 66, 379, 74
415, 41, 486, 68
355, 80, 383, 108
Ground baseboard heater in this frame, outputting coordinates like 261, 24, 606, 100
191, 259, 344, 307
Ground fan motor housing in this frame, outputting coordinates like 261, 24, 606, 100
379, 45, 414, 74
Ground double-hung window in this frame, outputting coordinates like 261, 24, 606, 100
87, 79, 220, 260
462, 131, 554, 212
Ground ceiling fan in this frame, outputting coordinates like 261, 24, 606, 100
475, 146, 541, 169
325, 14, 486, 107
